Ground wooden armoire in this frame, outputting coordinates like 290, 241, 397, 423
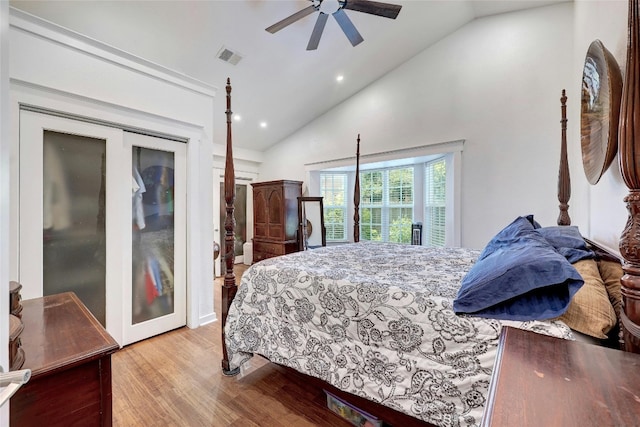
252, 180, 302, 263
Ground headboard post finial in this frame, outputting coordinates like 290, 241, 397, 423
221, 77, 239, 375
618, 0, 640, 353
557, 89, 571, 226
353, 134, 361, 243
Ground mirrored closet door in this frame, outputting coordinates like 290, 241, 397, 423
125, 132, 186, 345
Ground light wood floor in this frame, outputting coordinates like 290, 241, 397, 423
112, 264, 351, 426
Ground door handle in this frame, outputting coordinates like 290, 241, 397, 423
0, 368, 31, 407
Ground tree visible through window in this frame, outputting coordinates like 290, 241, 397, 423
360, 170, 383, 241
320, 173, 347, 241
361, 167, 413, 243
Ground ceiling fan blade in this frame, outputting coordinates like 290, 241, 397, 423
343, 0, 402, 19
307, 12, 329, 51
332, 9, 364, 47
266, 5, 317, 34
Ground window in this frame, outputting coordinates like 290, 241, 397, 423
309, 140, 461, 247
320, 173, 348, 241
425, 158, 446, 246
360, 167, 414, 243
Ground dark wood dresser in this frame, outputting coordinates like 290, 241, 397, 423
10, 292, 119, 427
252, 179, 302, 263
482, 326, 640, 427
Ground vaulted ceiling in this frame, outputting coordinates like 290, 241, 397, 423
10, 0, 568, 151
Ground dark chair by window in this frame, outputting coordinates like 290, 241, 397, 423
412, 223, 423, 245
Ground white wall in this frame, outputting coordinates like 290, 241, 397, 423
8, 8, 218, 333
574, 0, 628, 253
258, 3, 576, 249
0, 1, 10, 424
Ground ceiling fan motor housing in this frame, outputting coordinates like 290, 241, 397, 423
316, 0, 343, 14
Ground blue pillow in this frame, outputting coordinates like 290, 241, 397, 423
476, 214, 540, 261
535, 226, 594, 264
453, 216, 584, 320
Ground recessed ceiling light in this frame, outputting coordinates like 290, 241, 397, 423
336, 75, 344, 82
233, 114, 241, 121
260, 121, 268, 128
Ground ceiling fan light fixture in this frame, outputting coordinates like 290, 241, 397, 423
318, 0, 341, 14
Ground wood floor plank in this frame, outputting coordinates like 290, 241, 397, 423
112, 264, 352, 426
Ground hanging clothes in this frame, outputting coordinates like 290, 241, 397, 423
43, 143, 72, 230
144, 258, 160, 304
132, 165, 146, 230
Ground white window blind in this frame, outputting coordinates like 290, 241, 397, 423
425, 158, 446, 246
320, 173, 348, 241
360, 167, 413, 243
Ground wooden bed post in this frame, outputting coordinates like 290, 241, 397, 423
353, 134, 360, 243
221, 78, 240, 376
619, 0, 640, 353
557, 89, 571, 226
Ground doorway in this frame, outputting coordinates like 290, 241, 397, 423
219, 182, 247, 272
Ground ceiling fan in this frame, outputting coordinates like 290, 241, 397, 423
266, 0, 402, 51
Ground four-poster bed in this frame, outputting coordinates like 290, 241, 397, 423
218, 2, 640, 423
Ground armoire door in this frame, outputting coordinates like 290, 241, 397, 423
19, 110, 186, 346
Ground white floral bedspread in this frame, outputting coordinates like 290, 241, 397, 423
225, 242, 572, 427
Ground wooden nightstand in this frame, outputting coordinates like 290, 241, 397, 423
482, 326, 640, 427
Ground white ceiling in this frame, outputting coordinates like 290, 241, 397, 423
9, 0, 568, 152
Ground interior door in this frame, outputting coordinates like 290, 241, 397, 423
124, 132, 186, 345
219, 182, 247, 269
19, 110, 125, 343
213, 171, 257, 275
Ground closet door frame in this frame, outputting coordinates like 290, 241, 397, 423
12, 84, 213, 339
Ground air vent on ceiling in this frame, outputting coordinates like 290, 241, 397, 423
216, 46, 243, 65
